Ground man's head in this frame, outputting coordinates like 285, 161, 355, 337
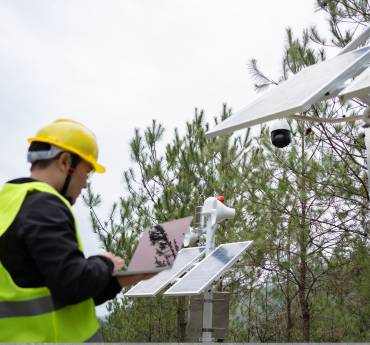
28, 119, 105, 204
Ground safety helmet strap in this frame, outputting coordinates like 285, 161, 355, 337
60, 153, 81, 203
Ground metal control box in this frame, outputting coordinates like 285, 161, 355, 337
187, 292, 230, 342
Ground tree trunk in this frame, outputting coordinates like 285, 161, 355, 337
286, 282, 293, 341
247, 289, 252, 342
298, 205, 310, 341
298, 122, 310, 342
286, 225, 293, 342
299, 258, 310, 342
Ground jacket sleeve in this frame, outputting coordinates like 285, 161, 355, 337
93, 275, 122, 306
21, 192, 121, 307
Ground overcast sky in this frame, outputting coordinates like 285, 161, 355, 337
0, 0, 328, 315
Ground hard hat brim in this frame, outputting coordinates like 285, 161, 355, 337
94, 163, 106, 173
28, 137, 106, 173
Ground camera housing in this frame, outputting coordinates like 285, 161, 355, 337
270, 120, 291, 148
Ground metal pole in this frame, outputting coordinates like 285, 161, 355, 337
202, 289, 213, 342
201, 212, 217, 342
365, 127, 370, 198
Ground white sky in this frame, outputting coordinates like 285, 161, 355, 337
0, 0, 328, 316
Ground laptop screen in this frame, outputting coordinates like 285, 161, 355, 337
127, 216, 193, 272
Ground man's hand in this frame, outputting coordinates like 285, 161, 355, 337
99, 252, 125, 273
117, 273, 157, 287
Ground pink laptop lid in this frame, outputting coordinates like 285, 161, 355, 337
127, 216, 193, 272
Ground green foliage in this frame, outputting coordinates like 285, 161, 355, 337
310, 240, 370, 341
101, 296, 179, 342
314, 0, 369, 48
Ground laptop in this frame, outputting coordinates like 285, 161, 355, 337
114, 216, 193, 276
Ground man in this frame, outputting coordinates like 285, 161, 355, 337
0, 119, 151, 342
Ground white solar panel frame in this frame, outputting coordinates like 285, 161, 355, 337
206, 46, 370, 138
163, 241, 253, 296
338, 26, 370, 56
124, 247, 205, 297
339, 65, 370, 101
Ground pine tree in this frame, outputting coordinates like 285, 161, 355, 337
245, 16, 369, 341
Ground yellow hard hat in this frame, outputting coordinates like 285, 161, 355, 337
28, 119, 106, 173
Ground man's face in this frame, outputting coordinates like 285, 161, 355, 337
67, 160, 94, 204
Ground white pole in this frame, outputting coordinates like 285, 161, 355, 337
201, 212, 217, 342
365, 127, 370, 197
199, 197, 235, 342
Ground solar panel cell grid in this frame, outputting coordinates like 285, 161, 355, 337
125, 247, 205, 297
164, 241, 253, 296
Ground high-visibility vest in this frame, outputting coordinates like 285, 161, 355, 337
0, 181, 101, 342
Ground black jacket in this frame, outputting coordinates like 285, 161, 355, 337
0, 178, 121, 307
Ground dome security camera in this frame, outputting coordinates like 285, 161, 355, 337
270, 119, 291, 148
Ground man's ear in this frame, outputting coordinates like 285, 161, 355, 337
57, 152, 72, 173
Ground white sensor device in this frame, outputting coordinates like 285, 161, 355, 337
202, 197, 236, 225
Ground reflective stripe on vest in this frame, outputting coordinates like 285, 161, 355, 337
0, 181, 100, 342
0, 296, 54, 318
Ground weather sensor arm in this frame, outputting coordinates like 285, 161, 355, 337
201, 197, 236, 254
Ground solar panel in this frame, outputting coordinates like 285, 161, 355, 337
206, 46, 370, 138
338, 66, 370, 101
163, 241, 253, 296
125, 247, 205, 297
